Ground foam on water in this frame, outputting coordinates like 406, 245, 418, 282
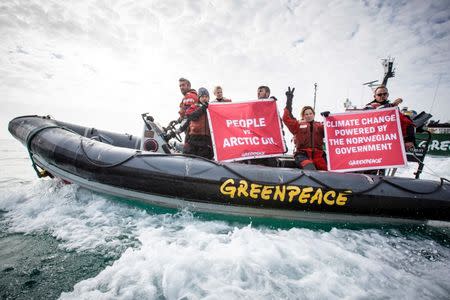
58, 220, 450, 299
0, 179, 146, 258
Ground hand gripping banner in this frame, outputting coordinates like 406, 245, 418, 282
324, 107, 407, 172
207, 100, 286, 162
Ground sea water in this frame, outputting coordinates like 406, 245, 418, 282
1, 139, 449, 299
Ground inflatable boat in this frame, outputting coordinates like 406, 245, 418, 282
8, 115, 450, 224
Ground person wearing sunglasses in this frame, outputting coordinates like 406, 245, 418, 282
364, 85, 403, 109
364, 85, 415, 150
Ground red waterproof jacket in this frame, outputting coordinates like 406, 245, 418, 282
179, 89, 199, 119
186, 103, 210, 136
282, 108, 324, 155
399, 113, 415, 143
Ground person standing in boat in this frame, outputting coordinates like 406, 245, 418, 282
177, 77, 199, 146
282, 87, 327, 170
212, 86, 232, 103
257, 86, 271, 99
178, 78, 199, 121
364, 85, 415, 150
182, 87, 213, 159
244, 85, 282, 167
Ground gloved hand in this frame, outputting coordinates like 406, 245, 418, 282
320, 111, 330, 118
178, 118, 189, 132
285, 86, 295, 112
392, 98, 403, 106
166, 130, 176, 139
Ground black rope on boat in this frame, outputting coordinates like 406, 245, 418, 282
25, 125, 61, 178
379, 177, 445, 194
24, 121, 140, 172
133, 151, 449, 195
78, 137, 140, 168
136, 152, 259, 182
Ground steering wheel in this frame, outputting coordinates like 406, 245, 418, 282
165, 120, 182, 142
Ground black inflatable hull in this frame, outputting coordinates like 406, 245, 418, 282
8, 116, 450, 224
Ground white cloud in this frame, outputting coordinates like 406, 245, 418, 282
1, 0, 449, 140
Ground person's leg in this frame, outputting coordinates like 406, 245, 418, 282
313, 150, 327, 170
183, 143, 195, 155
196, 144, 214, 159
294, 150, 316, 170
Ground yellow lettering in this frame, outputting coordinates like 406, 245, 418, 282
336, 191, 351, 206
261, 185, 274, 200
299, 187, 313, 204
220, 179, 236, 198
310, 188, 323, 204
237, 180, 249, 197
287, 186, 301, 202
323, 190, 336, 205
274, 185, 286, 202
219, 178, 350, 208
250, 183, 262, 199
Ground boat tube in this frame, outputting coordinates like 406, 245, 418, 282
8, 115, 450, 224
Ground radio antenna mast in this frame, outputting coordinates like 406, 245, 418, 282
313, 83, 317, 111
430, 74, 441, 114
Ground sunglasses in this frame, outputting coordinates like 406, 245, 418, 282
376, 92, 388, 96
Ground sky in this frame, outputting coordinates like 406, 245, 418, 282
1, 0, 450, 141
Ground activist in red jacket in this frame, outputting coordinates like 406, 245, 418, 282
182, 87, 213, 159
364, 85, 415, 149
178, 78, 199, 120
282, 87, 327, 170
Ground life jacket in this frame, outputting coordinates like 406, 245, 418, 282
292, 121, 324, 153
187, 104, 210, 136
282, 109, 324, 155
364, 99, 398, 110
179, 89, 198, 118
399, 113, 415, 142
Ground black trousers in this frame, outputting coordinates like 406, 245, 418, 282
183, 135, 213, 159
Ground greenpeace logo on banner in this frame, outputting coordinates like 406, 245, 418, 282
324, 107, 407, 172
349, 158, 383, 166
207, 100, 285, 162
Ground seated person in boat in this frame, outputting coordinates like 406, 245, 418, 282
213, 86, 232, 102
182, 87, 213, 159
282, 87, 327, 170
364, 85, 415, 150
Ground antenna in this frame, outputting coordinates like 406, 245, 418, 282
313, 83, 317, 111
362, 80, 379, 91
430, 74, 442, 114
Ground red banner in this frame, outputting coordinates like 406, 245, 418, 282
324, 107, 407, 172
207, 100, 285, 162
